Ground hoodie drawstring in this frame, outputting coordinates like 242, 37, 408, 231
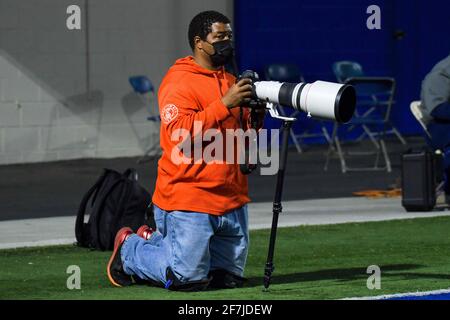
213, 69, 229, 98
213, 73, 222, 97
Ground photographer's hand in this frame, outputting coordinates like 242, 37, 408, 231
221, 78, 253, 109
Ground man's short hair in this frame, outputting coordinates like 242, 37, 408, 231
188, 10, 230, 51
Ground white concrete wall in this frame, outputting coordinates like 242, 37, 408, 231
0, 0, 233, 165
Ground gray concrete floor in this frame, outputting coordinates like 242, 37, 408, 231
0, 136, 420, 221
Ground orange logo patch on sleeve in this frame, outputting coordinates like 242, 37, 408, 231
161, 104, 179, 124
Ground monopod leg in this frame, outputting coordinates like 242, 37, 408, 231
263, 120, 293, 290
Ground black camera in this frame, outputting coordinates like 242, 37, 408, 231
238, 70, 266, 109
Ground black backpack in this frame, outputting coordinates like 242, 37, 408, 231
75, 168, 153, 250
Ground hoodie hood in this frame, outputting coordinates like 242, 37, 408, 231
168, 56, 228, 76
166, 56, 235, 98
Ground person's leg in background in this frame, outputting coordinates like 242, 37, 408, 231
430, 102, 450, 122
208, 205, 249, 288
120, 206, 215, 288
428, 103, 450, 198
427, 123, 450, 197
443, 146, 450, 196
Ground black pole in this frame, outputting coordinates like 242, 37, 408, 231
263, 120, 293, 290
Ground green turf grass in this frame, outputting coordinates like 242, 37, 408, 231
2, 216, 450, 300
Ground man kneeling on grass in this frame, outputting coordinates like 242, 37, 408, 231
106, 11, 264, 291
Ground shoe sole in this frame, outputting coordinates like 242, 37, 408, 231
106, 228, 131, 287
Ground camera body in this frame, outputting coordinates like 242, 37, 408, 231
238, 70, 266, 109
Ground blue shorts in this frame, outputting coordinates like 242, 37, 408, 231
121, 204, 249, 287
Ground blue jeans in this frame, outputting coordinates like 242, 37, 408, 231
121, 204, 249, 287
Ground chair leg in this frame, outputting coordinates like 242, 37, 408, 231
334, 135, 347, 173
324, 124, 337, 171
379, 139, 392, 172
373, 144, 381, 169
391, 126, 407, 145
325, 124, 347, 173
321, 124, 333, 145
290, 130, 303, 153
368, 125, 407, 145
362, 125, 380, 149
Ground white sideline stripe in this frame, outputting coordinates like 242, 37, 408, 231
342, 288, 450, 300
1, 197, 449, 249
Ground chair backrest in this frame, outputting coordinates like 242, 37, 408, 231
264, 63, 305, 82
410, 100, 431, 138
129, 75, 154, 94
333, 61, 364, 83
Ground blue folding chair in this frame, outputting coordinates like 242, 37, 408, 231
264, 63, 332, 152
325, 77, 396, 173
333, 61, 406, 146
128, 75, 161, 163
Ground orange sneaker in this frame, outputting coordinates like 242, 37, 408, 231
106, 227, 133, 287
136, 225, 154, 240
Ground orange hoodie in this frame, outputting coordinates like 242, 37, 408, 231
152, 56, 257, 215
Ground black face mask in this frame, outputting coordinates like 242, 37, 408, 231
206, 39, 234, 67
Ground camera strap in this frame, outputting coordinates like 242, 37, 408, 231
239, 106, 258, 175
231, 58, 257, 175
